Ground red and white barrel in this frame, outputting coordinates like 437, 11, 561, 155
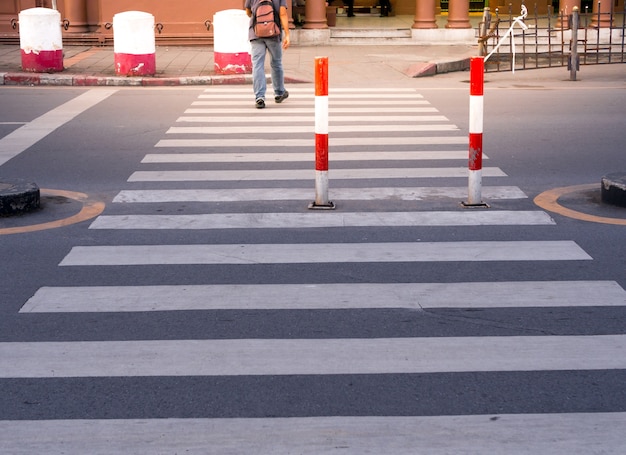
18, 8, 63, 73
213, 9, 252, 75
113, 11, 156, 77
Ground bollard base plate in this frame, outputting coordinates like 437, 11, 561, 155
461, 201, 490, 208
308, 201, 336, 210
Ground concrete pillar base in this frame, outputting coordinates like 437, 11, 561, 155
0, 179, 40, 216
601, 173, 626, 207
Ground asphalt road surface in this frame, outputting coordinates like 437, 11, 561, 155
1, 68, 625, 453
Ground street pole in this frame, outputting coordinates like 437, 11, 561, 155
310, 56, 335, 210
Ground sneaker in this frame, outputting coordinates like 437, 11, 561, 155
255, 98, 265, 109
274, 90, 289, 103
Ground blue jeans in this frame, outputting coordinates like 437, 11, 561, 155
251, 37, 285, 101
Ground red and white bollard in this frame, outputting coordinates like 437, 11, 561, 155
113, 11, 156, 77
464, 56, 488, 207
18, 8, 63, 73
310, 57, 335, 210
213, 9, 252, 75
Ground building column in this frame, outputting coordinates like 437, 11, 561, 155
412, 0, 438, 28
590, 0, 613, 28
287, 0, 295, 29
556, 0, 581, 29
62, 0, 89, 32
446, 0, 471, 28
303, 0, 328, 29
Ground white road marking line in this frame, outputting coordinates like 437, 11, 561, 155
165, 124, 459, 134
21, 281, 626, 313
112, 186, 527, 203
88, 211, 555, 230
141, 151, 472, 163
0, 89, 117, 166
127, 167, 506, 181
58, 241, 591, 266
0, 335, 623, 377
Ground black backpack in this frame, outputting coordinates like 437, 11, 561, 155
253, 0, 281, 38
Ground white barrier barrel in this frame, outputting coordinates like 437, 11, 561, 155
113, 11, 156, 77
19, 8, 63, 73
213, 9, 252, 75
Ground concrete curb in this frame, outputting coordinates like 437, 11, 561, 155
0, 71, 311, 87
405, 58, 471, 78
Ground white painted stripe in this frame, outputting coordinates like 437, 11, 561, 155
315, 96, 329, 135
112, 186, 527, 203
186, 107, 438, 114
155, 137, 468, 147
0, 89, 117, 166
202, 87, 419, 93
141, 151, 473, 163
88, 211, 555, 230
0, 335, 623, 377
197, 97, 429, 105
127, 167, 506, 182
469, 95, 484, 134
198, 92, 422, 98
1, 413, 624, 454
58, 241, 591, 266
166, 124, 459, 134
176, 115, 448, 123
21, 281, 626, 313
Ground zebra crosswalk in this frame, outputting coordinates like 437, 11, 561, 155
3, 86, 625, 453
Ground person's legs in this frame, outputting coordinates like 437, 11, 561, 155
265, 38, 286, 98
251, 39, 268, 102
380, 0, 390, 16
346, 0, 354, 17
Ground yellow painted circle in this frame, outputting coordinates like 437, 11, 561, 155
0, 189, 105, 235
534, 184, 626, 226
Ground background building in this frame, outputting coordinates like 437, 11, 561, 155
1, 0, 622, 45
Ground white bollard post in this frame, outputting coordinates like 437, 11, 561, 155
213, 9, 252, 75
113, 11, 156, 77
18, 7, 63, 73
309, 56, 335, 210
464, 56, 489, 208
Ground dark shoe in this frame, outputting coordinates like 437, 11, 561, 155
255, 98, 265, 109
274, 90, 289, 103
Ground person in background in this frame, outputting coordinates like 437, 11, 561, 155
379, 0, 391, 16
344, 0, 355, 17
245, 0, 290, 109
329, 0, 354, 17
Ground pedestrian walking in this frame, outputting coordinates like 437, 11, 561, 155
245, 0, 290, 109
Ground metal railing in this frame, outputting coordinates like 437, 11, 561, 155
479, 2, 626, 72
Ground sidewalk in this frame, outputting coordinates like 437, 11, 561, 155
0, 43, 478, 87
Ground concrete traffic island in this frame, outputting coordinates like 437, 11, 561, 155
601, 173, 626, 208
0, 179, 40, 216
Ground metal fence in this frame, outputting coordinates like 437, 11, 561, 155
479, 2, 626, 72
